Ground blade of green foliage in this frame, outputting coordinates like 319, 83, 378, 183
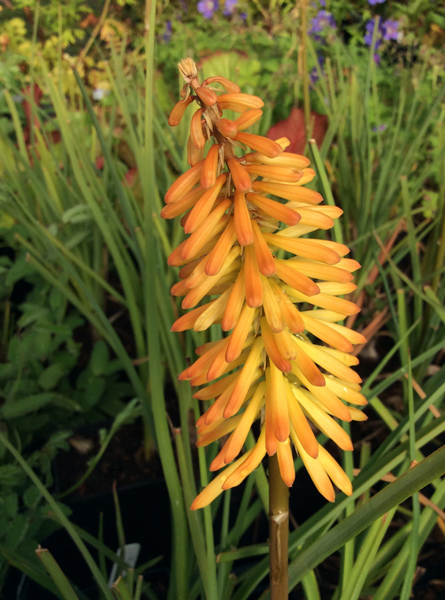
36, 548, 80, 600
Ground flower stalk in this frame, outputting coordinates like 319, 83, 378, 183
269, 453, 289, 599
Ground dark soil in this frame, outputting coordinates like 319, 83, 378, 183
55, 419, 163, 498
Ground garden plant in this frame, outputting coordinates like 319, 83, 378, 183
0, 0, 444, 599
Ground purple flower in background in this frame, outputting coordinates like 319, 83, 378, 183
197, 0, 218, 19
368, 0, 385, 5
310, 55, 325, 84
372, 124, 387, 132
382, 20, 399, 41
240, 12, 247, 20
163, 20, 172, 43
308, 10, 336, 35
179, 0, 188, 11
364, 18, 384, 48
373, 53, 381, 65
224, 0, 238, 15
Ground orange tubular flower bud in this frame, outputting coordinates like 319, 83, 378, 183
164, 59, 364, 509
168, 96, 194, 126
217, 93, 264, 109
265, 234, 341, 265
244, 151, 311, 169
187, 136, 205, 166
225, 304, 257, 363
234, 109, 263, 131
190, 108, 206, 149
195, 85, 218, 106
201, 144, 220, 190
244, 164, 302, 183
224, 337, 264, 418
215, 118, 239, 138
251, 220, 276, 276
244, 244, 263, 308
205, 218, 237, 276
234, 191, 253, 246
261, 275, 284, 333
247, 192, 301, 226
184, 174, 226, 233
181, 199, 232, 261
222, 268, 245, 331
202, 76, 241, 93
275, 258, 320, 297
227, 158, 252, 192
161, 185, 204, 219
165, 160, 204, 204
261, 317, 291, 373
252, 181, 323, 204
234, 132, 283, 158
277, 439, 295, 486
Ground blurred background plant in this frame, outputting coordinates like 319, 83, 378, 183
0, 0, 444, 598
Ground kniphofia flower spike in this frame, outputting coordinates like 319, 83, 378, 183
164, 59, 366, 510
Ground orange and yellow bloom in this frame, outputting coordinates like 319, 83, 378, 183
163, 59, 366, 510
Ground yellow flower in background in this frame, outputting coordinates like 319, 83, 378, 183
163, 58, 367, 510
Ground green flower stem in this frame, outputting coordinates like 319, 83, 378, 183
269, 453, 289, 600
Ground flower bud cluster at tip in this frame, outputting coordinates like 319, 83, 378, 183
163, 59, 367, 511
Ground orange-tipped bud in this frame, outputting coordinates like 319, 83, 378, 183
234, 109, 263, 131
165, 160, 204, 204
244, 164, 302, 183
168, 96, 194, 126
261, 275, 284, 333
244, 150, 311, 169
286, 259, 353, 283
252, 181, 323, 204
295, 207, 335, 230
291, 428, 335, 503
171, 301, 215, 332
191, 451, 254, 510
269, 280, 305, 334
277, 439, 295, 486
265, 234, 341, 265
187, 136, 205, 166
247, 192, 300, 226
261, 317, 292, 373
269, 362, 290, 442
275, 259, 320, 297
227, 158, 252, 192
290, 348, 326, 388
244, 244, 263, 308
285, 288, 360, 317
201, 144, 220, 190
215, 118, 239, 138
161, 186, 204, 219
217, 93, 264, 109
184, 174, 226, 233
295, 339, 362, 384
195, 85, 218, 106
181, 199, 231, 261
223, 382, 265, 463
202, 76, 241, 93
301, 313, 354, 353
224, 338, 264, 418
234, 132, 283, 158
285, 380, 318, 458
223, 428, 266, 489
225, 304, 257, 363
222, 268, 245, 331
251, 220, 276, 276
205, 218, 237, 276
190, 108, 206, 149
234, 191, 253, 245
